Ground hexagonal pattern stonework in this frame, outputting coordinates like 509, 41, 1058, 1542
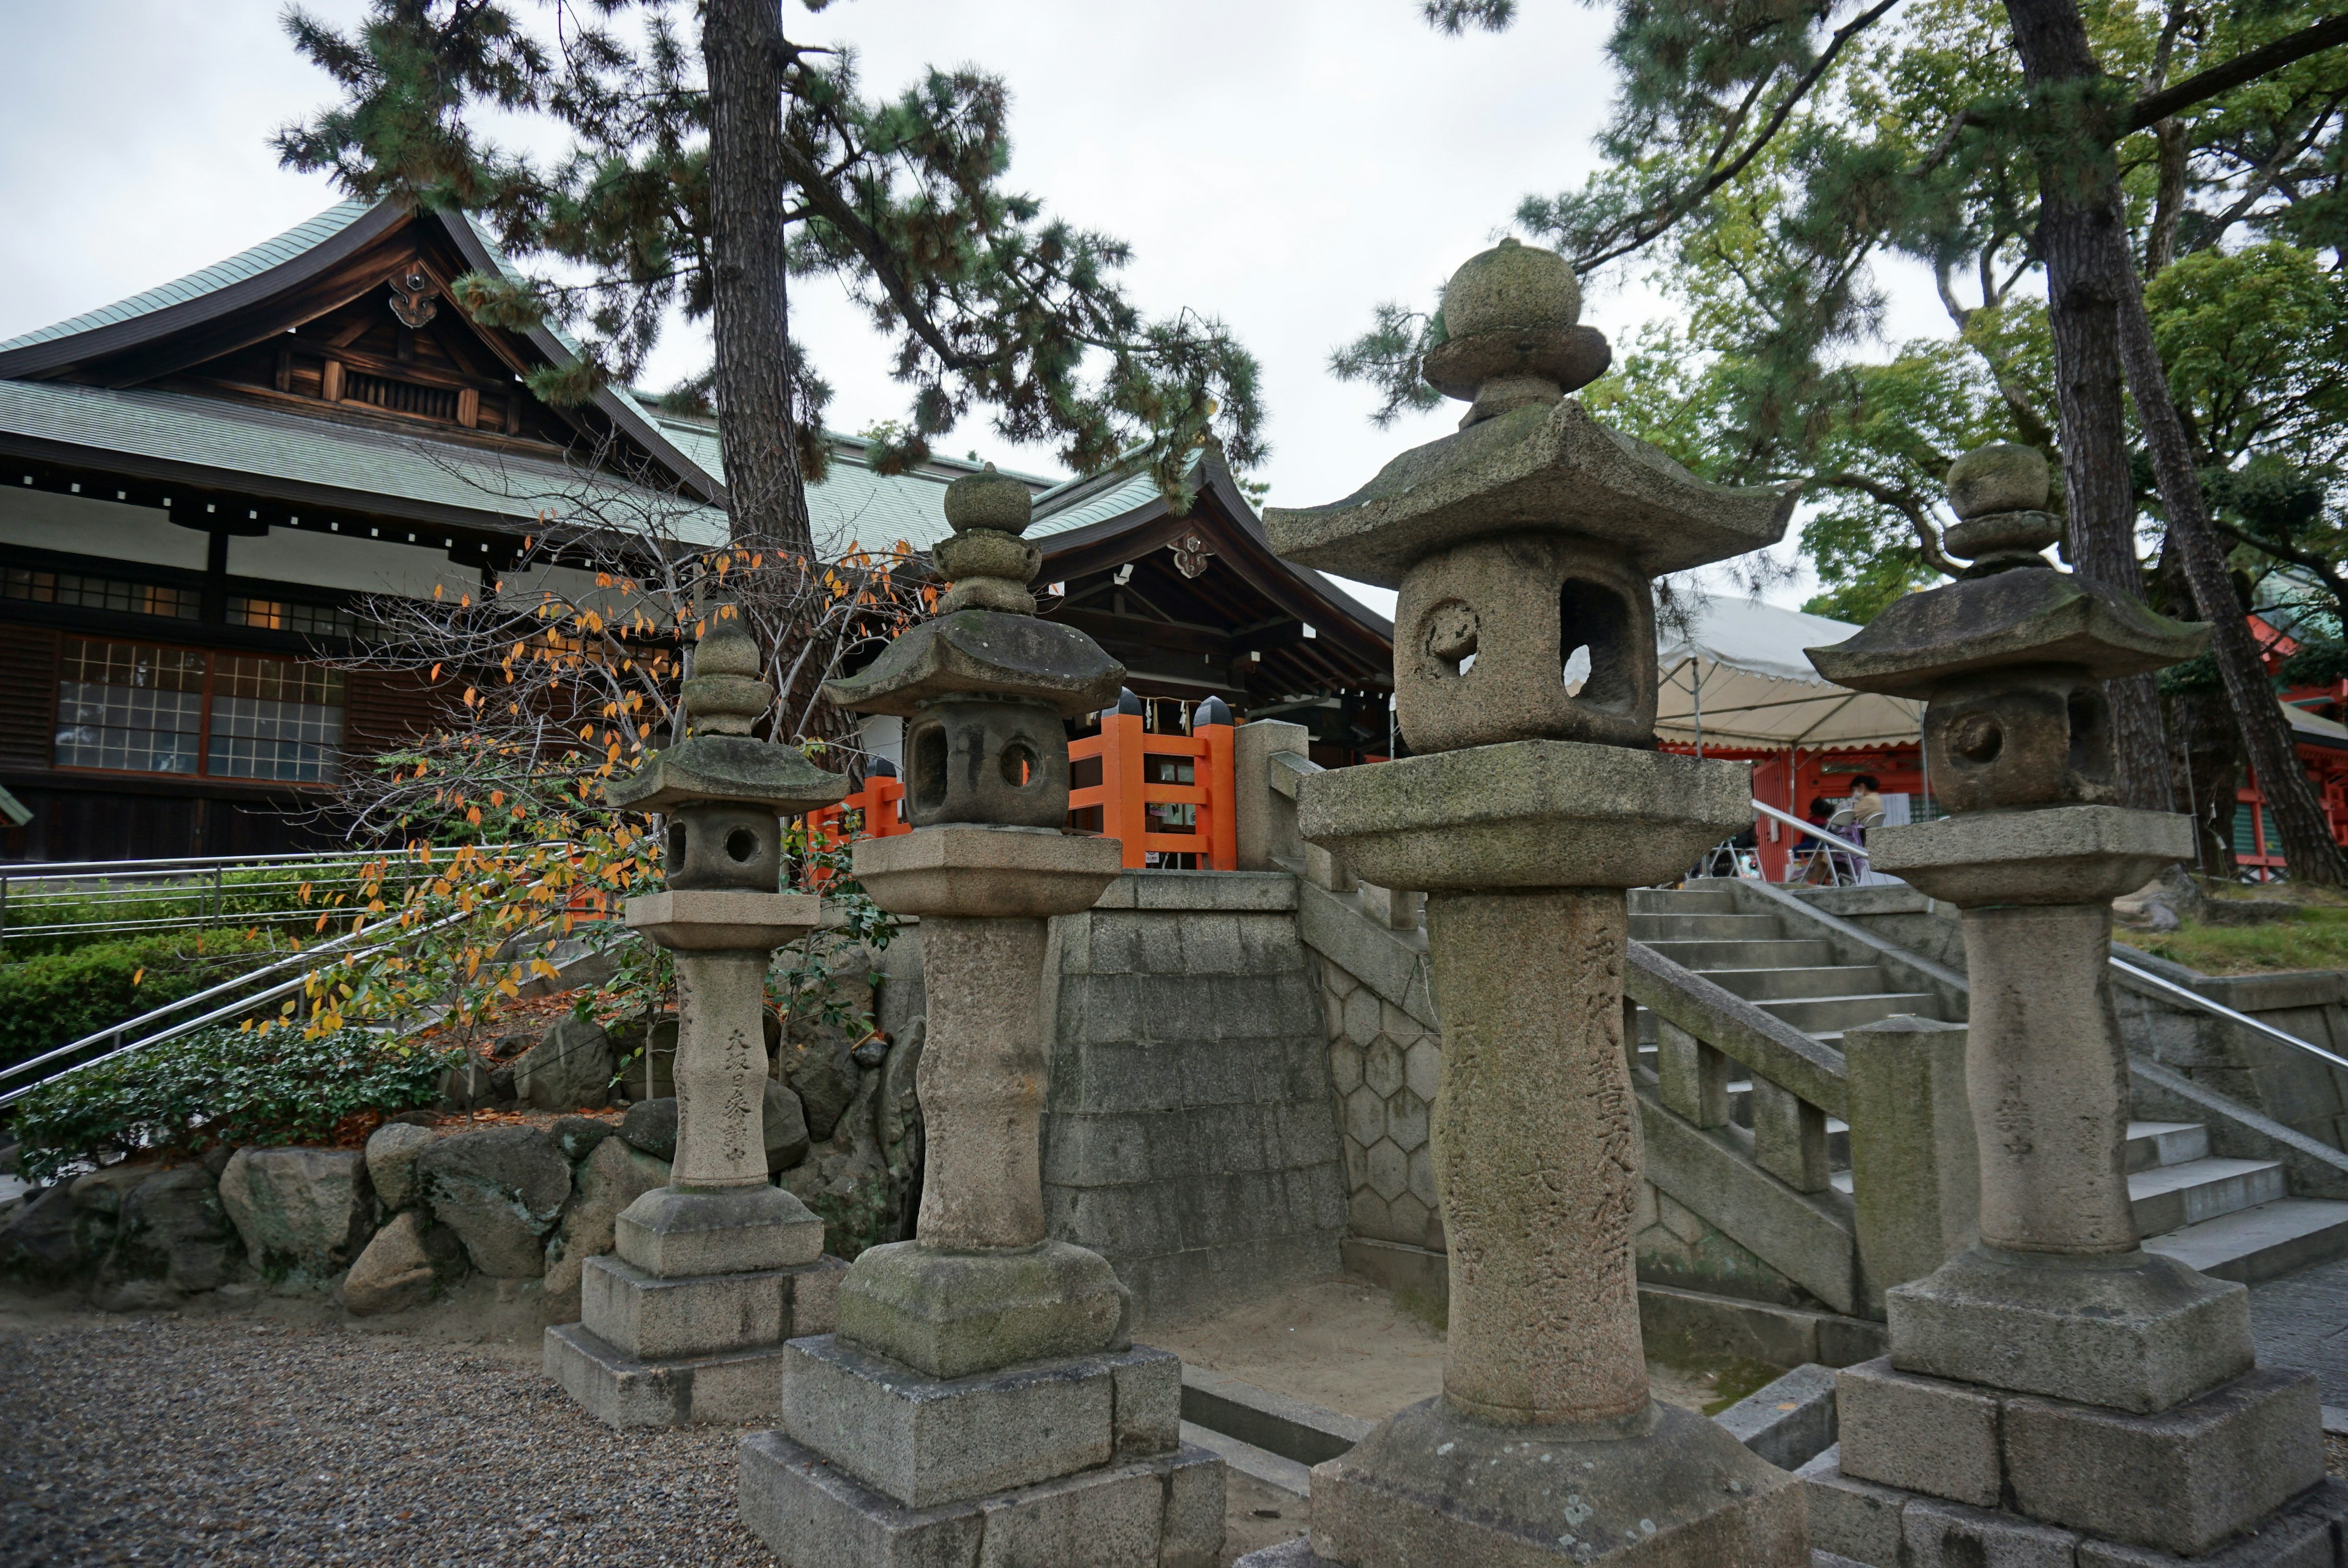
1366, 1140, 1409, 1201
1404, 1040, 1441, 1102
1386, 1091, 1429, 1154
1363, 1037, 1406, 1099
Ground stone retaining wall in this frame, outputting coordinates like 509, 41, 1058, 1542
1038, 870, 1347, 1323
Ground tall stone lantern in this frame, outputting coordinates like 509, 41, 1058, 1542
1802, 446, 2348, 1562
547, 613, 853, 1427
736, 465, 1229, 1566
1246, 239, 1811, 1566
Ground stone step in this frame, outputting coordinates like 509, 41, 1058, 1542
2128, 1156, 2287, 1236
2144, 1197, 2348, 1285
2125, 1120, 2210, 1172
1754, 993, 1939, 1034
1628, 886, 1745, 915
1628, 913, 1785, 942
1694, 965, 1891, 1003
1638, 938, 1837, 971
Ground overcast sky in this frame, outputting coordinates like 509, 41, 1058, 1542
0, 0, 1933, 611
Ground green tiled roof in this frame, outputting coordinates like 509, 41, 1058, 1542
0, 378, 729, 540
0, 202, 378, 353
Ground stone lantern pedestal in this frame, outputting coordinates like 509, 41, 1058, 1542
1798, 445, 2348, 1564
736, 467, 1227, 1566
546, 614, 851, 1428
1241, 238, 1809, 1567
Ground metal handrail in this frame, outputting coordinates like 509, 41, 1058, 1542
1743, 798, 2348, 1080
1751, 798, 1869, 859
2109, 956, 2348, 1075
0, 896, 503, 1108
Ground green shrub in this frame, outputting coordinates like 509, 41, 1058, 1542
10, 1025, 459, 1183
0, 929, 287, 1071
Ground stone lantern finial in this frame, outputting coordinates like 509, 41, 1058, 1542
1942, 441, 2064, 576
680, 608, 772, 735
1423, 237, 1611, 428
932, 463, 1044, 615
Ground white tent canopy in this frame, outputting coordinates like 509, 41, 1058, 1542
1654, 592, 1925, 751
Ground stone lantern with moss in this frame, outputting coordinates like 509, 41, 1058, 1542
1241, 238, 1811, 1566
735, 465, 1228, 1566
1800, 446, 2348, 1562
545, 612, 854, 1427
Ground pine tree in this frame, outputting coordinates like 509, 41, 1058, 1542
275, 0, 1266, 552
1359, 0, 2348, 882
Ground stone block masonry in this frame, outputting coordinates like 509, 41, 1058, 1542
1042, 870, 1348, 1322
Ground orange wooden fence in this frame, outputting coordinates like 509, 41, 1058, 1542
1068, 710, 1238, 870
805, 770, 910, 886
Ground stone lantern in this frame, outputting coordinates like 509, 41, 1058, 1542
1242, 238, 1810, 1566
1801, 447, 2348, 1561
736, 466, 1228, 1565
547, 611, 853, 1427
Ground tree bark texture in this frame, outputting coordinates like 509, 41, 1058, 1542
704, 0, 814, 550
2115, 285, 2348, 883
2004, 0, 2173, 813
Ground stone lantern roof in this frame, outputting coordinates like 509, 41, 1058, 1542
1805, 443, 2207, 699
1266, 238, 1797, 589
606, 614, 848, 815
1804, 569, 2209, 701
825, 465, 1126, 720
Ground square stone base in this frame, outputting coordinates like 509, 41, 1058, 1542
583, 1251, 844, 1360
1803, 1450, 2348, 1567
544, 1321, 789, 1429
1299, 1396, 1807, 1567
1837, 1357, 2322, 1555
737, 1427, 1224, 1567
615, 1183, 827, 1278
1887, 1247, 2253, 1414
778, 1333, 1181, 1509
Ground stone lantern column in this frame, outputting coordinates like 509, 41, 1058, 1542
1801, 444, 2348, 1562
736, 466, 1228, 1567
1243, 240, 1810, 1566
547, 614, 852, 1428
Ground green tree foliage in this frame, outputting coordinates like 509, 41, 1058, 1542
10, 1026, 456, 1185
1340, 0, 2348, 622
275, 1, 1264, 528
0, 929, 284, 1075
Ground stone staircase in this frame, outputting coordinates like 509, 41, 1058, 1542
1628, 885, 2348, 1287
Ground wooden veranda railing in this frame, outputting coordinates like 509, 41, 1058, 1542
1068, 701, 1237, 870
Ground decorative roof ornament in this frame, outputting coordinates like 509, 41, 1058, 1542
1170, 530, 1213, 579
388, 267, 439, 329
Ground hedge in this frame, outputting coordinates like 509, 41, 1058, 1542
0, 929, 285, 1072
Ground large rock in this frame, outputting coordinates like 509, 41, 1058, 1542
416, 1125, 572, 1278
0, 1185, 83, 1284
106, 1166, 238, 1295
766, 1079, 811, 1174
543, 1136, 671, 1308
779, 1034, 861, 1144
619, 1098, 677, 1160
216, 1147, 377, 1286
781, 1026, 922, 1260
515, 1018, 615, 1111
364, 1122, 437, 1212
342, 1209, 467, 1316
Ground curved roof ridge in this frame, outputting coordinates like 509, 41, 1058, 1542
0, 199, 378, 354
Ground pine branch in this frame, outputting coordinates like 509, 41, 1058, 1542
1576, 0, 1905, 271
1818, 472, 1962, 576
2123, 13, 2348, 135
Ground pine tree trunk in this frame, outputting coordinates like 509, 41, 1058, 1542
2115, 287, 2348, 883
704, 0, 814, 551
2003, 0, 2172, 812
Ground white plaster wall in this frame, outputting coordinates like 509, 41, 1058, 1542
498, 561, 634, 618
229, 526, 477, 601
0, 487, 207, 569
860, 714, 903, 768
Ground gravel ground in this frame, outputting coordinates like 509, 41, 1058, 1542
0, 1306, 1302, 1566
0, 1312, 789, 1567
